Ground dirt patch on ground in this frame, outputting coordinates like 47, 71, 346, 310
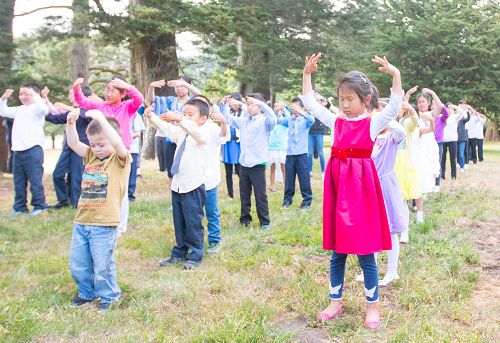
276, 315, 334, 343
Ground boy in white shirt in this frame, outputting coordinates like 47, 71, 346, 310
0, 83, 49, 216
145, 98, 209, 270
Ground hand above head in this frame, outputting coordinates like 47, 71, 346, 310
73, 78, 84, 89
228, 97, 243, 107
1, 89, 14, 100
406, 86, 418, 95
109, 78, 130, 90
303, 53, 322, 74
67, 109, 80, 125
421, 88, 435, 95
150, 80, 166, 88
84, 109, 106, 121
166, 79, 187, 88
372, 55, 399, 76
211, 112, 226, 124
144, 105, 154, 119
41, 86, 50, 99
159, 111, 182, 123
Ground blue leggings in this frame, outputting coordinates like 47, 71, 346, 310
329, 252, 379, 303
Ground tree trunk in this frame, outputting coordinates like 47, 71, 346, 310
485, 120, 499, 142
129, 0, 180, 159
69, 0, 90, 81
236, 36, 271, 100
0, 0, 15, 173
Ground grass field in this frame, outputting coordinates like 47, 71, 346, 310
0, 143, 499, 342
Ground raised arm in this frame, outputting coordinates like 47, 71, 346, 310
387, 119, 406, 143
422, 88, 443, 117
107, 78, 144, 115
144, 105, 182, 143
404, 86, 418, 103
211, 112, 229, 139
66, 110, 89, 157
222, 102, 243, 130
0, 89, 19, 119
302, 111, 315, 128
167, 79, 201, 96
72, 78, 100, 110
146, 80, 165, 106
85, 109, 128, 159
419, 113, 435, 136
370, 55, 403, 140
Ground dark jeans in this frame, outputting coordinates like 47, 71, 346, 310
477, 139, 484, 162
128, 153, 139, 200
441, 141, 457, 179
13, 145, 47, 212
436, 142, 444, 185
53, 148, 84, 207
329, 252, 379, 302
308, 133, 325, 173
283, 153, 312, 206
457, 141, 467, 168
239, 164, 270, 226
171, 185, 206, 262
468, 138, 477, 164
224, 163, 240, 198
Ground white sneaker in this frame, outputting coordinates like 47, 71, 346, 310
464, 164, 469, 170
460, 168, 464, 173
400, 230, 409, 244
355, 273, 364, 282
380, 274, 400, 287
434, 185, 440, 193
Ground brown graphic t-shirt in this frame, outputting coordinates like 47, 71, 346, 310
74, 149, 131, 227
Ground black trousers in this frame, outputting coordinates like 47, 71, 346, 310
441, 141, 457, 179
224, 163, 240, 198
239, 164, 270, 226
468, 138, 477, 164
477, 139, 484, 162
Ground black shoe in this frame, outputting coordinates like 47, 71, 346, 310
97, 302, 113, 313
49, 201, 70, 210
300, 203, 312, 210
160, 257, 185, 267
240, 221, 250, 227
183, 260, 202, 270
70, 296, 94, 307
128, 197, 136, 203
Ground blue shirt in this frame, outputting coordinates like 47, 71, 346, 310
268, 108, 290, 150
154, 95, 189, 144
223, 103, 277, 168
278, 111, 315, 155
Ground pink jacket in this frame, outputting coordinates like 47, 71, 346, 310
73, 85, 144, 149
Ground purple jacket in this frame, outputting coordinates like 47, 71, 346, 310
433, 106, 449, 143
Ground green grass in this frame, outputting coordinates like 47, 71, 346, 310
0, 144, 499, 342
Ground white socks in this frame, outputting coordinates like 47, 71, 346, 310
416, 210, 424, 224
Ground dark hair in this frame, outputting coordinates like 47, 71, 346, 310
247, 92, 266, 103
21, 82, 41, 94
416, 92, 432, 111
230, 92, 243, 102
184, 98, 209, 117
291, 97, 304, 107
81, 86, 93, 97
86, 116, 122, 137
337, 71, 379, 111
458, 100, 467, 104
445, 101, 453, 107
179, 75, 192, 84
106, 76, 127, 93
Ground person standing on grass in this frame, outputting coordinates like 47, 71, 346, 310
66, 109, 131, 312
221, 92, 243, 199
300, 53, 402, 329
441, 103, 466, 180
268, 101, 289, 192
308, 92, 329, 175
468, 105, 487, 163
221, 93, 277, 231
0, 83, 49, 216
146, 98, 209, 270
128, 112, 146, 202
279, 97, 314, 210
456, 101, 470, 172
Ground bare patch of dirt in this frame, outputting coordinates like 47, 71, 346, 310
276, 315, 333, 343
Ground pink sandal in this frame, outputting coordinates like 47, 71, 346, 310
364, 314, 381, 329
317, 304, 343, 321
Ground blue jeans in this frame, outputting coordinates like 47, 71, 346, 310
128, 153, 139, 200
283, 154, 312, 206
457, 141, 467, 168
69, 224, 120, 303
205, 187, 222, 244
53, 149, 84, 207
12, 145, 47, 212
329, 252, 379, 303
171, 185, 206, 262
308, 134, 325, 173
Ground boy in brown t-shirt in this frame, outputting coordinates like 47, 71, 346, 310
66, 109, 131, 312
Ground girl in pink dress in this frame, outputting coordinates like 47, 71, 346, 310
300, 53, 402, 329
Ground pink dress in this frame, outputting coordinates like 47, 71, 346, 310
324, 117, 392, 254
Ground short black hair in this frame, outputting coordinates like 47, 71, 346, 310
247, 92, 266, 103
21, 82, 41, 94
185, 98, 209, 117
230, 92, 243, 102
458, 100, 467, 104
291, 97, 304, 107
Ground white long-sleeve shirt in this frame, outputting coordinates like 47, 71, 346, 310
299, 89, 402, 143
468, 115, 486, 139
443, 108, 466, 142
0, 95, 49, 151
150, 115, 208, 193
